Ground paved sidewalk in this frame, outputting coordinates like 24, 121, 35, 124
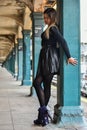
0, 66, 87, 130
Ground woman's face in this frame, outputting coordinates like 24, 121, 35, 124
44, 14, 52, 26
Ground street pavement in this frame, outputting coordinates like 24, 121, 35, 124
0, 66, 87, 130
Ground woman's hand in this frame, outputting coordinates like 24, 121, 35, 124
67, 57, 78, 65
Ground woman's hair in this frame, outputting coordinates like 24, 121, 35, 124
44, 8, 57, 23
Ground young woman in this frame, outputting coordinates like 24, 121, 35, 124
33, 8, 77, 126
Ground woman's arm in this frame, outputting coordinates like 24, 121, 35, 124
50, 26, 77, 65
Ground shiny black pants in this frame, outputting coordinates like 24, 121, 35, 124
33, 74, 53, 107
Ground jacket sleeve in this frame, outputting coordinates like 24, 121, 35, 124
50, 26, 71, 59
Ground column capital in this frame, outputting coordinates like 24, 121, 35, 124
33, 12, 43, 19
22, 29, 31, 35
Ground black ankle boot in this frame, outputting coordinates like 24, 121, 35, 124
34, 108, 42, 125
34, 106, 49, 126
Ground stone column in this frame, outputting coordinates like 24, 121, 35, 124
14, 43, 18, 80
18, 38, 23, 81
22, 30, 31, 85
33, 12, 44, 77
53, 0, 86, 127
30, 12, 44, 95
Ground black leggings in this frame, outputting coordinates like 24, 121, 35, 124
33, 74, 53, 107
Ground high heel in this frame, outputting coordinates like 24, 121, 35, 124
48, 111, 53, 122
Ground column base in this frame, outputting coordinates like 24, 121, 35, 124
53, 104, 87, 128
22, 80, 32, 86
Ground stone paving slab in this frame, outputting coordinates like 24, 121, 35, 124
0, 112, 12, 125
0, 125, 13, 130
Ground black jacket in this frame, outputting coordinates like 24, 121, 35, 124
36, 26, 71, 76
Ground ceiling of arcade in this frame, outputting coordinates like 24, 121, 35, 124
0, 0, 56, 63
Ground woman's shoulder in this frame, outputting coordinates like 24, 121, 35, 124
50, 25, 59, 32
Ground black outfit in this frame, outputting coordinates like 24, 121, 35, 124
33, 26, 71, 107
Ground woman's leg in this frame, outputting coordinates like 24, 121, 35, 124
33, 75, 45, 107
33, 75, 49, 126
43, 74, 54, 106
